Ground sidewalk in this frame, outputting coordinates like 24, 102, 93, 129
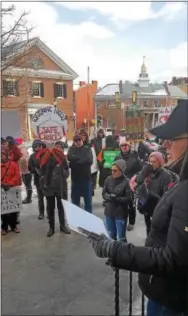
2, 188, 146, 315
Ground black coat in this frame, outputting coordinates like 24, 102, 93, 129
67, 145, 93, 182
90, 136, 104, 156
111, 179, 188, 312
40, 156, 69, 198
102, 175, 131, 219
136, 168, 172, 216
28, 152, 40, 185
114, 150, 142, 179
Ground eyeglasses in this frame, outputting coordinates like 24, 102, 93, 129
121, 144, 128, 147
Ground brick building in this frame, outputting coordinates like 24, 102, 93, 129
94, 58, 187, 131
74, 80, 98, 131
169, 77, 188, 95
1, 37, 78, 141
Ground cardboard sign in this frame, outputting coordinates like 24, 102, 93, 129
103, 150, 120, 168
125, 109, 145, 142
158, 106, 175, 125
1, 186, 22, 215
31, 106, 68, 143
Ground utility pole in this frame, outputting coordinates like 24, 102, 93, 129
87, 66, 90, 134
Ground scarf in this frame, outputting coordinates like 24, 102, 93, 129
36, 148, 65, 167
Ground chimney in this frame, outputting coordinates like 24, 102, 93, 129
91, 80, 98, 86
119, 80, 123, 94
79, 81, 86, 87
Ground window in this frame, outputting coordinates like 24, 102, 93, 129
54, 83, 67, 99
31, 82, 44, 97
3, 80, 18, 96
153, 99, 159, 107
143, 99, 148, 107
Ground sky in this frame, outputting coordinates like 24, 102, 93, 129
2, 1, 188, 87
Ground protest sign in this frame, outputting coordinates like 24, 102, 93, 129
103, 149, 120, 168
158, 106, 175, 125
62, 200, 109, 237
31, 106, 68, 143
125, 109, 145, 142
1, 186, 22, 215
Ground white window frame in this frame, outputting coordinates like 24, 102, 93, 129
55, 82, 64, 99
32, 81, 41, 98
5, 79, 17, 96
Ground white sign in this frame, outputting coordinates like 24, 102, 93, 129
158, 106, 175, 125
1, 186, 22, 215
31, 106, 68, 142
62, 200, 109, 237
91, 147, 99, 174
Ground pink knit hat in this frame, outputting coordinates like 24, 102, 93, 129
149, 151, 165, 166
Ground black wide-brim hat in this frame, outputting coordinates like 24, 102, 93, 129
150, 99, 188, 140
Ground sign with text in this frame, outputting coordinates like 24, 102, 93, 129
158, 106, 175, 125
103, 149, 120, 168
31, 106, 68, 143
125, 109, 145, 142
1, 186, 22, 215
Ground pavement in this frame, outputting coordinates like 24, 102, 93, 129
2, 188, 146, 316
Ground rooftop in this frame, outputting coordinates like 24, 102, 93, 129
94, 81, 187, 100
2, 37, 78, 79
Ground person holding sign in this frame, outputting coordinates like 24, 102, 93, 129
1, 146, 21, 235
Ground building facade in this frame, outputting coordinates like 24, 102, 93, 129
1, 37, 78, 141
94, 58, 187, 132
74, 80, 98, 131
169, 77, 188, 95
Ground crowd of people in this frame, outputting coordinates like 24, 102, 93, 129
1, 100, 188, 315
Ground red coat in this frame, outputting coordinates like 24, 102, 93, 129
8, 145, 22, 162
1, 161, 22, 187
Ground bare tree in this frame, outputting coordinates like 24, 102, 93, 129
1, 4, 34, 69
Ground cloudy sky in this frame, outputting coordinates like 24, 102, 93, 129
3, 1, 188, 86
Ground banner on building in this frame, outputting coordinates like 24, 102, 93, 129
125, 109, 145, 142
31, 106, 68, 143
158, 106, 175, 125
1, 186, 22, 215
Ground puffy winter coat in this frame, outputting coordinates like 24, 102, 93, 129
40, 155, 69, 198
111, 179, 188, 313
103, 175, 131, 219
136, 167, 172, 216
1, 161, 22, 187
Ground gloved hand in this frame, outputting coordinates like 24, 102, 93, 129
88, 232, 117, 258
2, 184, 10, 191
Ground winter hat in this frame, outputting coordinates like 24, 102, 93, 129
6, 136, 16, 145
113, 159, 127, 173
119, 137, 131, 147
32, 139, 42, 147
149, 151, 165, 166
